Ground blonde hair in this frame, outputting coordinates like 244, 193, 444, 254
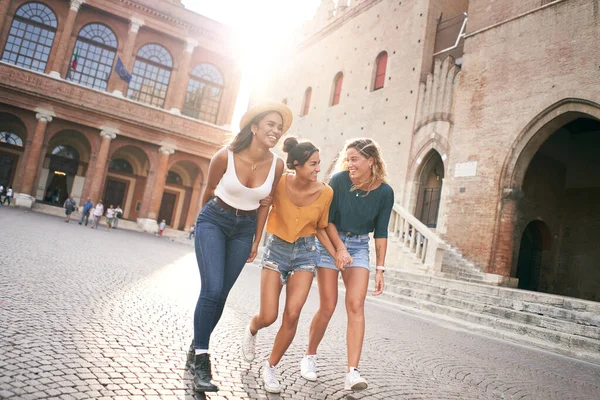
335, 138, 388, 195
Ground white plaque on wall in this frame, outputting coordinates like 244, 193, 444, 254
454, 161, 478, 178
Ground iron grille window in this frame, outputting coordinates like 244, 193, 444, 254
182, 64, 224, 123
0, 131, 24, 147
127, 44, 173, 108
68, 24, 117, 91
1, 2, 57, 73
109, 158, 133, 174
166, 171, 182, 185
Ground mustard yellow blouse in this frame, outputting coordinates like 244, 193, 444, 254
266, 174, 334, 243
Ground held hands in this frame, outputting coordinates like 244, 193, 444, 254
247, 242, 259, 263
372, 270, 384, 296
334, 249, 353, 271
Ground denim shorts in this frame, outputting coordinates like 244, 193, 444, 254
316, 231, 371, 271
261, 234, 317, 284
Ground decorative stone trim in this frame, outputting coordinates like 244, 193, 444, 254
70, 0, 85, 12
100, 130, 118, 140
35, 113, 53, 123
159, 146, 175, 155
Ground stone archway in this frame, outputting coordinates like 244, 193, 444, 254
413, 150, 445, 229
105, 145, 150, 221
42, 130, 92, 206
0, 113, 27, 190
493, 99, 600, 301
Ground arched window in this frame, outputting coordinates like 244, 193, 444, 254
127, 44, 173, 108
373, 51, 387, 91
1, 2, 57, 72
51, 145, 79, 161
109, 158, 133, 174
166, 171, 182, 185
182, 64, 224, 123
301, 87, 312, 116
331, 72, 343, 106
68, 24, 117, 91
0, 132, 24, 147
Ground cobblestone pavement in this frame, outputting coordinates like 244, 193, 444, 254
1, 207, 600, 400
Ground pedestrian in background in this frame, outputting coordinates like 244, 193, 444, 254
2, 186, 13, 206
302, 138, 394, 391
113, 205, 123, 229
105, 205, 115, 231
158, 219, 166, 236
91, 200, 104, 229
241, 138, 333, 394
186, 101, 290, 393
0, 184, 4, 204
79, 198, 93, 226
188, 225, 195, 239
63, 194, 77, 223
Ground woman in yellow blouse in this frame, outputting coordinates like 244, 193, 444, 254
240, 137, 333, 394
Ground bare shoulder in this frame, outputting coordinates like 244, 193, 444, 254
275, 156, 285, 174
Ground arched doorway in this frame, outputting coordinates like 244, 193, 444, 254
508, 112, 600, 301
162, 161, 201, 230
0, 113, 27, 189
415, 151, 444, 228
105, 146, 149, 221
516, 221, 551, 291
42, 131, 91, 206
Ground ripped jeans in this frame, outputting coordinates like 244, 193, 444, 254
261, 234, 317, 284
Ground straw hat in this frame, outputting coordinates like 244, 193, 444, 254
239, 101, 293, 134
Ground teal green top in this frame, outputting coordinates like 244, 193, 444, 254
328, 171, 394, 238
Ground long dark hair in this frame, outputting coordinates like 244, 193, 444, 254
282, 137, 319, 169
229, 111, 281, 153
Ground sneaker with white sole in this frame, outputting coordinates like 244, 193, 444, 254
241, 325, 256, 362
300, 355, 317, 381
345, 368, 368, 391
262, 360, 281, 393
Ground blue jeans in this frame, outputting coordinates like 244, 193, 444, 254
193, 198, 257, 350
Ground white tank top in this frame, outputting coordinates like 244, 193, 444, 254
213, 149, 278, 211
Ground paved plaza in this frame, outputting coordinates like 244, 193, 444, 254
1, 207, 599, 400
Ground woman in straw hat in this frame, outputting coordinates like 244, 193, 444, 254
240, 137, 334, 394
301, 138, 394, 391
187, 101, 292, 392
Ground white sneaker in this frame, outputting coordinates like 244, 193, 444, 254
262, 360, 281, 393
241, 325, 256, 362
345, 368, 368, 391
300, 355, 317, 381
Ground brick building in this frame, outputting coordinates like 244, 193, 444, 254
0, 0, 241, 232
252, 0, 600, 302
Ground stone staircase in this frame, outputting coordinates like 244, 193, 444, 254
363, 204, 600, 364
365, 269, 600, 364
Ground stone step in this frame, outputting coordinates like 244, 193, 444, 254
376, 281, 600, 341
361, 285, 600, 365
384, 269, 600, 314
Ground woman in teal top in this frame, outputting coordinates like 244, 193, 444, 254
300, 138, 394, 391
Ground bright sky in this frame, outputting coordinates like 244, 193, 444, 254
181, 0, 321, 131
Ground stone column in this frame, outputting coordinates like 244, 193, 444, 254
109, 17, 144, 96
48, 0, 85, 78
87, 130, 117, 203
491, 189, 522, 277
15, 112, 53, 208
164, 39, 197, 114
184, 172, 204, 231
137, 146, 174, 232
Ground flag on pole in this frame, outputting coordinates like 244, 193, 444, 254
71, 48, 79, 71
114, 57, 132, 84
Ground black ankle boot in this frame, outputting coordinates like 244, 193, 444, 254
193, 353, 218, 392
185, 340, 194, 372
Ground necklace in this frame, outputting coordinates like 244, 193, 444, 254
251, 164, 257, 171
